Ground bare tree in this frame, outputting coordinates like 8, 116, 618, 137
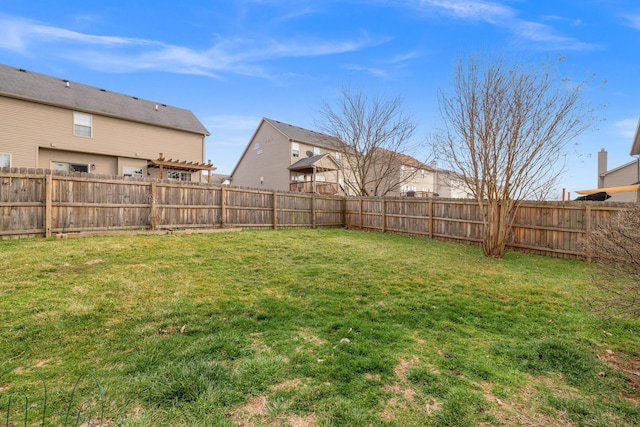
584, 204, 640, 318
434, 51, 596, 258
317, 85, 421, 196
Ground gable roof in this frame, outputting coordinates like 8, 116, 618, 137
264, 118, 342, 150
288, 153, 339, 172
0, 63, 209, 136
631, 118, 640, 156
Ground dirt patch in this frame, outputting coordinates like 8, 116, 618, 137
393, 357, 420, 381
382, 383, 416, 402
232, 393, 318, 427
297, 328, 327, 346
249, 332, 273, 354
282, 413, 318, 427
233, 396, 269, 426
379, 358, 443, 421
476, 377, 577, 427
271, 378, 304, 391
12, 359, 52, 374
599, 349, 640, 404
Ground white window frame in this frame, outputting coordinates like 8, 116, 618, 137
292, 142, 300, 158
0, 153, 11, 168
52, 161, 89, 173
313, 147, 320, 155
168, 171, 192, 182
123, 166, 144, 178
73, 112, 93, 138
335, 152, 342, 165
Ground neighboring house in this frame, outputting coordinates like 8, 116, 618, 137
231, 117, 463, 197
0, 64, 214, 182
575, 119, 640, 202
230, 118, 344, 194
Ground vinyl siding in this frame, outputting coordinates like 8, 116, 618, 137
601, 162, 639, 202
0, 96, 205, 179
231, 122, 291, 190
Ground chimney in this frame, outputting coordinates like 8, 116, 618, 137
597, 148, 607, 188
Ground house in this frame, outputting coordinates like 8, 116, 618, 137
0, 64, 215, 182
230, 118, 343, 194
230, 117, 451, 197
575, 119, 640, 202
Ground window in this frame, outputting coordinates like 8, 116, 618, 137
73, 112, 92, 137
292, 142, 300, 158
313, 147, 320, 155
168, 171, 192, 181
0, 153, 10, 168
53, 162, 89, 173
335, 152, 342, 165
123, 167, 144, 178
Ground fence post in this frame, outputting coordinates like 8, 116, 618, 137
273, 191, 278, 229
221, 186, 227, 228
312, 194, 317, 229
359, 198, 364, 229
45, 174, 52, 238
381, 199, 386, 233
149, 181, 158, 230
585, 205, 592, 262
428, 199, 434, 239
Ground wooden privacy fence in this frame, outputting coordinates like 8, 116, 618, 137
0, 169, 344, 238
345, 197, 630, 259
1, 168, 631, 259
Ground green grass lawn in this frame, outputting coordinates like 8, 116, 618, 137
1, 229, 639, 426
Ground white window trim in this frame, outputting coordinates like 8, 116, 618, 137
73, 112, 93, 138
292, 142, 300, 158
0, 153, 11, 168
52, 161, 90, 173
168, 171, 192, 181
123, 166, 144, 178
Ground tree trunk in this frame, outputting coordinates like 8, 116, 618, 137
483, 200, 508, 258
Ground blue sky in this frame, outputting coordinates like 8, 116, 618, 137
1, 0, 639, 198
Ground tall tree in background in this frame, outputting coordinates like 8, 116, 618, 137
317, 85, 421, 196
434, 51, 596, 258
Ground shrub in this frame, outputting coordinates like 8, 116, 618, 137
584, 204, 640, 318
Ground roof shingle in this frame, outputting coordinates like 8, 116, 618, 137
0, 64, 209, 136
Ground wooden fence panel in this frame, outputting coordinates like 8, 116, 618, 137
314, 196, 344, 227
0, 172, 45, 236
225, 188, 274, 228
0, 168, 635, 260
276, 193, 312, 227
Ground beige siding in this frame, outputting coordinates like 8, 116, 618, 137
0, 96, 205, 180
602, 161, 639, 202
231, 122, 291, 190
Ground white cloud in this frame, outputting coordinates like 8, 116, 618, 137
511, 21, 597, 51
420, 0, 514, 23
0, 14, 378, 78
612, 118, 639, 139
624, 14, 640, 30
413, 0, 597, 51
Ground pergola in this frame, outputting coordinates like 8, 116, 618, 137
288, 154, 341, 194
574, 183, 640, 201
149, 153, 217, 183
